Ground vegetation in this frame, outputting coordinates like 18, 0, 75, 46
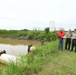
44, 27, 50, 33
0, 40, 58, 75
0, 28, 58, 41
39, 51, 76, 75
1, 29, 76, 75
0, 39, 76, 75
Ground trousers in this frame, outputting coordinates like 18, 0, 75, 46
65, 38, 71, 50
58, 39, 63, 50
71, 39, 76, 51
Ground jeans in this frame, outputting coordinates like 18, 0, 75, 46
58, 39, 63, 50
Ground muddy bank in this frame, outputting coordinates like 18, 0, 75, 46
0, 38, 41, 46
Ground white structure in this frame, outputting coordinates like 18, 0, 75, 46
33, 27, 44, 31
0, 54, 17, 63
49, 21, 56, 31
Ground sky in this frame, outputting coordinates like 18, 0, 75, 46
0, 0, 76, 31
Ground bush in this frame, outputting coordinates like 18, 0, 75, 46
0, 29, 58, 41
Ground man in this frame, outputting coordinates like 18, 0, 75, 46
71, 29, 76, 52
58, 29, 65, 50
65, 29, 72, 50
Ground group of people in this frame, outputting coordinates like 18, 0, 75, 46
58, 29, 76, 52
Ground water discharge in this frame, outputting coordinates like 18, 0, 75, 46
0, 38, 41, 68
0, 44, 28, 56
0, 38, 40, 56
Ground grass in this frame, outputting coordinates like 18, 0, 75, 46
0, 40, 76, 75
39, 50, 76, 75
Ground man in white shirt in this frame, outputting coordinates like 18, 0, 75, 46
71, 29, 76, 52
65, 29, 72, 50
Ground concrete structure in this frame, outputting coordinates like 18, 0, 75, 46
49, 21, 56, 31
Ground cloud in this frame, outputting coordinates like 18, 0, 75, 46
0, 0, 76, 30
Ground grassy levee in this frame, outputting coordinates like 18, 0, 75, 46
0, 40, 58, 75
0, 40, 76, 75
39, 43, 76, 75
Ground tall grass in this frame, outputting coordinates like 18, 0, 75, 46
0, 40, 58, 75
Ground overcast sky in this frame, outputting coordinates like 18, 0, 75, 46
0, 0, 76, 30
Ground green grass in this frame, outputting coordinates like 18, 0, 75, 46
39, 50, 76, 75
0, 40, 76, 75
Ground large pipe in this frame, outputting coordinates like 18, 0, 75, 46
0, 50, 6, 56
0, 54, 17, 63
27, 45, 36, 53
0, 50, 16, 63
27, 45, 33, 52
0, 45, 36, 63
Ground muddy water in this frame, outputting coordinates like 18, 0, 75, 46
0, 44, 28, 56
0, 38, 41, 56
0, 38, 41, 69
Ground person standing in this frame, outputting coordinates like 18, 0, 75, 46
58, 29, 65, 50
65, 29, 72, 50
71, 29, 76, 52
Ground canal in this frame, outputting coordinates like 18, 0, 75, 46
0, 38, 41, 56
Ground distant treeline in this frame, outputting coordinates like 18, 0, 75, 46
0, 28, 58, 41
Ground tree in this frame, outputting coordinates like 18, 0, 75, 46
45, 27, 50, 34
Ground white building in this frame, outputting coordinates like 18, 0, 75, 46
49, 21, 56, 31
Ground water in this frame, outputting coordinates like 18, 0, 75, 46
0, 38, 41, 68
0, 38, 40, 56
0, 44, 28, 56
